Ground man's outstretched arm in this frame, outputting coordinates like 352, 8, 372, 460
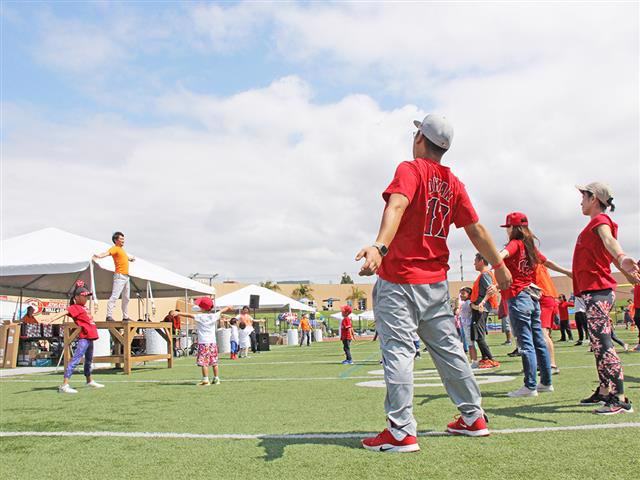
464, 222, 512, 291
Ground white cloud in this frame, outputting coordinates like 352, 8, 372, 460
3, 3, 639, 284
1, 78, 421, 282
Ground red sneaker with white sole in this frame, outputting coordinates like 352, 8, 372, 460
446, 415, 490, 437
361, 429, 420, 453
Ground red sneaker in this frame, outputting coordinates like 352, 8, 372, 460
490, 360, 501, 368
361, 429, 420, 453
478, 359, 495, 369
446, 415, 490, 437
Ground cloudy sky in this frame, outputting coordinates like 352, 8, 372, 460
2, 2, 638, 284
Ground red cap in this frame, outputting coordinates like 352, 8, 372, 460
341, 305, 352, 315
194, 297, 214, 311
500, 212, 529, 228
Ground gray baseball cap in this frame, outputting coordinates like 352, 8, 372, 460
575, 182, 614, 205
413, 114, 454, 150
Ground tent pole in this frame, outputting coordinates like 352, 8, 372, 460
89, 260, 98, 313
184, 289, 188, 356
145, 281, 150, 321
17, 290, 23, 322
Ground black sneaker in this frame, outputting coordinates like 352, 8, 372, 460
580, 388, 607, 406
507, 348, 521, 357
594, 395, 634, 415
574, 341, 583, 346
105, 316, 115, 322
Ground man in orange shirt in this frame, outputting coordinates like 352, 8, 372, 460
93, 231, 135, 321
298, 313, 312, 347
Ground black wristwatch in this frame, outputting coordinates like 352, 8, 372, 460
373, 242, 388, 256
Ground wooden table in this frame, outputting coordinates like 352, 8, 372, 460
63, 321, 173, 375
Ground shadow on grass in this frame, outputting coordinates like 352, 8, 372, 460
624, 375, 639, 389
258, 436, 363, 461
482, 396, 589, 422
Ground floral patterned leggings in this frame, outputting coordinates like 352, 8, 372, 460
584, 289, 624, 396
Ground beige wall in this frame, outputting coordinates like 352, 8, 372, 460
7, 272, 634, 322
212, 272, 634, 311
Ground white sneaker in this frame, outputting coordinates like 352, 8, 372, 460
552, 366, 560, 375
536, 383, 554, 393
58, 384, 78, 394
470, 361, 480, 369
507, 386, 538, 398
212, 377, 220, 385
86, 381, 104, 389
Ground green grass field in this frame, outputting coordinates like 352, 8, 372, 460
1, 330, 639, 480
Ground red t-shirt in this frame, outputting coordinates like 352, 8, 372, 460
67, 304, 99, 340
572, 214, 618, 295
340, 316, 353, 341
633, 285, 640, 306
558, 301, 573, 321
377, 158, 479, 284
501, 239, 547, 300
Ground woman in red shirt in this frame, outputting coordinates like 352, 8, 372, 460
573, 183, 639, 414
497, 212, 572, 398
557, 295, 574, 342
45, 281, 104, 394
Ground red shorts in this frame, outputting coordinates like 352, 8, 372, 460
196, 343, 218, 366
539, 295, 556, 329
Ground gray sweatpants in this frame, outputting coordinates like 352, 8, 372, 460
373, 277, 484, 437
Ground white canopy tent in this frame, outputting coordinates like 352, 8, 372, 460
214, 284, 315, 312
0, 228, 214, 302
330, 310, 373, 320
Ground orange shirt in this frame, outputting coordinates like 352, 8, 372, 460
108, 246, 129, 275
470, 271, 499, 309
22, 314, 39, 324
534, 264, 559, 298
300, 317, 311, 331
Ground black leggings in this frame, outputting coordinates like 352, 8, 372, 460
610, 330, 626, 348
471, 309, 493, 360
635, 311, 640, 342
575, 312, 589, 342
560, 320, 573, 340
342, 340, 352, 361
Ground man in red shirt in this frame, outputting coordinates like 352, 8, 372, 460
356, 114, 511, 452
340, 305, 356, 364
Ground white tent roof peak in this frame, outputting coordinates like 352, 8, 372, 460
0, 228, 214, 298
214, 285, 315, 312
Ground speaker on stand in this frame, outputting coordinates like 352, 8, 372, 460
249, 294, 260, 353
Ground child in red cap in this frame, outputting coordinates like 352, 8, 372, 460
340, 305, 356, 364
176, 297, 232, 386
45, 281, 104, 394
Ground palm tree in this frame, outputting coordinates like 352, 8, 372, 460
347, 286, 366, 310
259, 280, 281, 291
292, 284, 314, 300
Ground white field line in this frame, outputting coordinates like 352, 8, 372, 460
1, 423, 638, 441
0, 376, 383, 383
1, 363, 638, 384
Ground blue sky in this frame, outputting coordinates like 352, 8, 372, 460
2, 2, 638, 284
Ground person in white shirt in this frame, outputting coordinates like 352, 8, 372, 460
458, 288, 477, 368
176, 297, 232, 385
572, 295, 589, 346
229, 318, 240, 360
238, 321, 252, 358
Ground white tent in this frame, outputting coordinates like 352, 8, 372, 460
330, 310, 373, 320
0, 228, 214, 299
214, 284, 315, 312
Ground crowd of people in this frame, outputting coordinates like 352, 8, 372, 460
354, 113, 640, 452
38, 113, 639, 457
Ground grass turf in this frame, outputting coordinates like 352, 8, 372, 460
1, 330, 639, 479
